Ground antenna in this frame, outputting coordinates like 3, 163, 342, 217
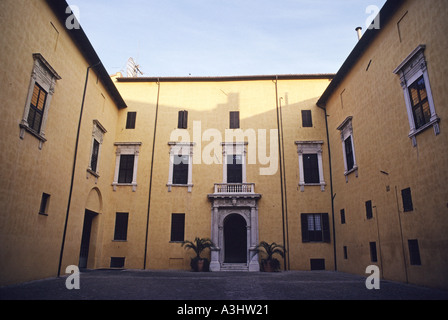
126, 57, 144, 77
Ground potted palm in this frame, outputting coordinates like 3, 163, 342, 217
182, 237, 214, 272
256, 241, 285, 272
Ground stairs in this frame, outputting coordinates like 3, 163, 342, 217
220, 263, 249, 272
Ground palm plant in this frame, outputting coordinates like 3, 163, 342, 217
182, 237, 214, 271
256, 241, 285, 272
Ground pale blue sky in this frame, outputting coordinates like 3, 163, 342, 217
67, 0, 387, 77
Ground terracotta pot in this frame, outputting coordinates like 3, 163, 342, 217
262, 260, 274, 272
197, 259, 205, 272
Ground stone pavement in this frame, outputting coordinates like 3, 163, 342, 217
1, 269, 447, 301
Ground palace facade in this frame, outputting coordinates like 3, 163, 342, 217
0, 0, 447, 290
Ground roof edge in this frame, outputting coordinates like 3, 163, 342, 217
45, 0, 127, 109
117, 74, 335, 83
317, 0, 404, 108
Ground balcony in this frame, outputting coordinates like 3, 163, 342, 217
213, 183, 255, 194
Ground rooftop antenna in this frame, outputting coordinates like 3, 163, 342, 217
126, 57, 143, 77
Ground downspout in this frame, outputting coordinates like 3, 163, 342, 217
143, 79, 161, 269
317, 103, 337, 271
275, 76, 289, 270
58, 61, 101, 277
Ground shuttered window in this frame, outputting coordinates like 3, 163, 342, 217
303, 154, 320, 184
366, 200, 373, 219
27, 83, 47, 133
173, 155, 189, 185
230, 111, 240, 129
90, 139, 100, 173
408, 239, 421, 265
227, 155, 243, 183
170, 214, 185, 242
114, 212, 129, 241
401, 187, 414, 212
370, 242, 378, 262
301, 213, 330, 243
344, 136, 355, 171
408, 76, 431, 130
178, 110, 188, 129
301, 110, 312, 127
126, 112, 137, 129
118, 155, 135, 184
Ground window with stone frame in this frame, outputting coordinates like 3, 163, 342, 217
337, 117, 358, 181
393, 45, 440, 147
295, 141, 326, 191
20, 54, 61, 149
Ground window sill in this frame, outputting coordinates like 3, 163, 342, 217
299, 182, 326, 192
408, 117, 440, 147
112, 182, 137, 192
87, 169, 100, 182
344, 166, 358, 182
19, 123, 47, 149
167, 183, 193, 193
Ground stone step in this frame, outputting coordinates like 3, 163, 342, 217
220, 263, 249, 272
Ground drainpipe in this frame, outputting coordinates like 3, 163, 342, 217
58, 61, 101, 277
275, 76, 289, 270
317, 103, 337, 271
143, 79, 161, 269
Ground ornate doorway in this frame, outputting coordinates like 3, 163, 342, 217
208, 190, 261, 271
224, 214, 247, 263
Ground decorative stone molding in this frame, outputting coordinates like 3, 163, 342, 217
20, 53, 61, 149
393, 45, 440, 147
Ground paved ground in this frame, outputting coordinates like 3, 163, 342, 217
1, 269, 447, 301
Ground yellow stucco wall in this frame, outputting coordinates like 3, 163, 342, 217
112, 77, 333, 271
323, 0, 448, 289
0, 0, 121, 285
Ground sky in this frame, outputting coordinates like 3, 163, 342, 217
66, 0, 387, 77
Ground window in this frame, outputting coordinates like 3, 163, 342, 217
408, 76, 431, 130
167, 142, 194, 192
20, 53, 61, 149
118, 155, 135, 184
370, 242, 378, 262
402, 187, 414, 212
301, 213, 330, 243
393, 45, 440, 147
337, 117, 358, 180
126, 112, 137, 129
173, 155, 189, 185
112, 142, 141, 191
301, 110, 313, 127
295, 141, 326, 191
230, 111, 240, 129
178, 110, 188, 129
408, 239, 421, 265
170, 214, 185, 242
343, 246, 348, 259
222, 142, 247, 184
344, 136, 355, 171
39, 193, 50, 216
310, 259, 325, 271
227, 154, 243, 183
366, 200, 373, 220
113, 212, 129, 241
340, 209, 346, 224
27, 83, 47, 133
303, 154, 319, 184
88, 120, 106, 177
110, 257, 125, 268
